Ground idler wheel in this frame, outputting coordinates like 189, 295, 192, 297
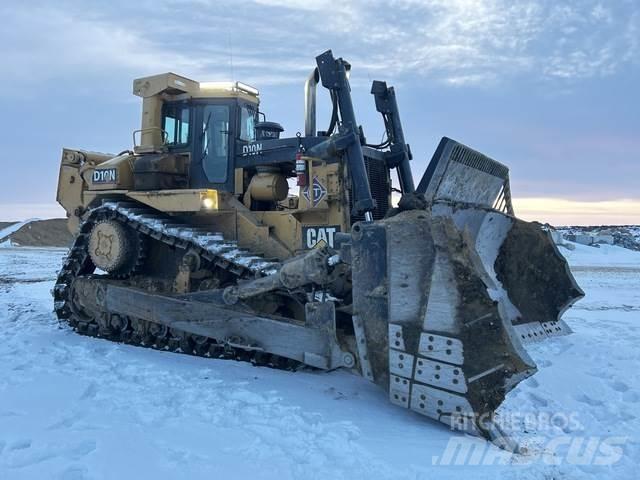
88, 220, 142, 276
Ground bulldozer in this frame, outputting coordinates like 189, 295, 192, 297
54, 50, 583, 446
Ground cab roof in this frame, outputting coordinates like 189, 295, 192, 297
133, 72, 259, 104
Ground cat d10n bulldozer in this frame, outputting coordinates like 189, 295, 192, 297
54, 50, 582, 445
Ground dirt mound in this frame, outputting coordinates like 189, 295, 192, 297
0, 222, 17, 231
3, 219, 72, 248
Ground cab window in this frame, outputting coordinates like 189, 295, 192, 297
239, 104, 257, 142
163, 105, 190, 145
201, 105, 230, 183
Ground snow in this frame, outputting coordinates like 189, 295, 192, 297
0, 222, 28, 240
0, 245, 639, 479
0, 219, 44, 248
561, 241, 640, 267
0, 222, 28, 248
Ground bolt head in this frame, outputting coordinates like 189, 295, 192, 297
342, 352, 355, 368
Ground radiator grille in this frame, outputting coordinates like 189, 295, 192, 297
349, 157, 391, 224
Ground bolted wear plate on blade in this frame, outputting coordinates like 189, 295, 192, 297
351, 209, 545, 440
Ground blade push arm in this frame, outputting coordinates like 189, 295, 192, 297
316, 50, 376, 221
370, 80, 415, 194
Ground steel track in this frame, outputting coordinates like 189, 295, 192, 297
53, 201, 300, 370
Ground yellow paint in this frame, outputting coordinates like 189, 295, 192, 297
125, 189, 221, 212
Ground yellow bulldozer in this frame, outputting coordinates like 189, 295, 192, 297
54, 50, 583, 446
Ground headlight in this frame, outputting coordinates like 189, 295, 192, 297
202, 197, 215, 209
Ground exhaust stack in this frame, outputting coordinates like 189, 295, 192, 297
304, 68, 319, 137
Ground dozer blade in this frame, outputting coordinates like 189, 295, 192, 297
432, 203, 584, 344
349, 138, 583, 442
351, 210, 538, 442
419, 137, 583, 342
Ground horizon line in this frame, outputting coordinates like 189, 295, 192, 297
1, 197, 639, 227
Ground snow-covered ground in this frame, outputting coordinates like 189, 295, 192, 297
0, 243, 638, 479
0, 221, 29, 247
0, 222, 28, 239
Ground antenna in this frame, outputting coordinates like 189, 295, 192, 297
227, 29, 235, 82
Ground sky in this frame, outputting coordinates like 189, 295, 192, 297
0, 0, 638, 225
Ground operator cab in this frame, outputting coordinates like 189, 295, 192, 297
160, 98, 259, 192
132, 74, 279, 194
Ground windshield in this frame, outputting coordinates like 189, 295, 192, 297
201, 105, 230, 183
162, 104, 190, 145
239, 104, 257, 142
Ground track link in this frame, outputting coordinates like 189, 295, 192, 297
53, 201, 299, 370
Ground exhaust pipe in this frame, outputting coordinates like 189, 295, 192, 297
304, 67, 319, 137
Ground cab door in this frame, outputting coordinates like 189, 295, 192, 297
197, 103, 231, 187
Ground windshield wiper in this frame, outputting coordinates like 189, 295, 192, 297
200, 112, 212, 162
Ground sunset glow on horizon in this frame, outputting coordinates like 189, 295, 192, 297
2, 199, 639, 227
514, 198, 640, 226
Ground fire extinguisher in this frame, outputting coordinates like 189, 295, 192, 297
296, 135, 307, 187
296, 152, 307, 187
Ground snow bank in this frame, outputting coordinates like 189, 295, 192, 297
560, 241, 640, 267
0, 219, 71, 248
0, 221, 31, 246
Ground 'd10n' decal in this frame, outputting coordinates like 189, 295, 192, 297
302, 225, 340, 249
92, 168, 117, 184
242, 143, 263, 155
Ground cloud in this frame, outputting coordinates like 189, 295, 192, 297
252, 0, 333, 11
0, 6, 208, 98
237, 0, 639, 85
0, 0, 637, 92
